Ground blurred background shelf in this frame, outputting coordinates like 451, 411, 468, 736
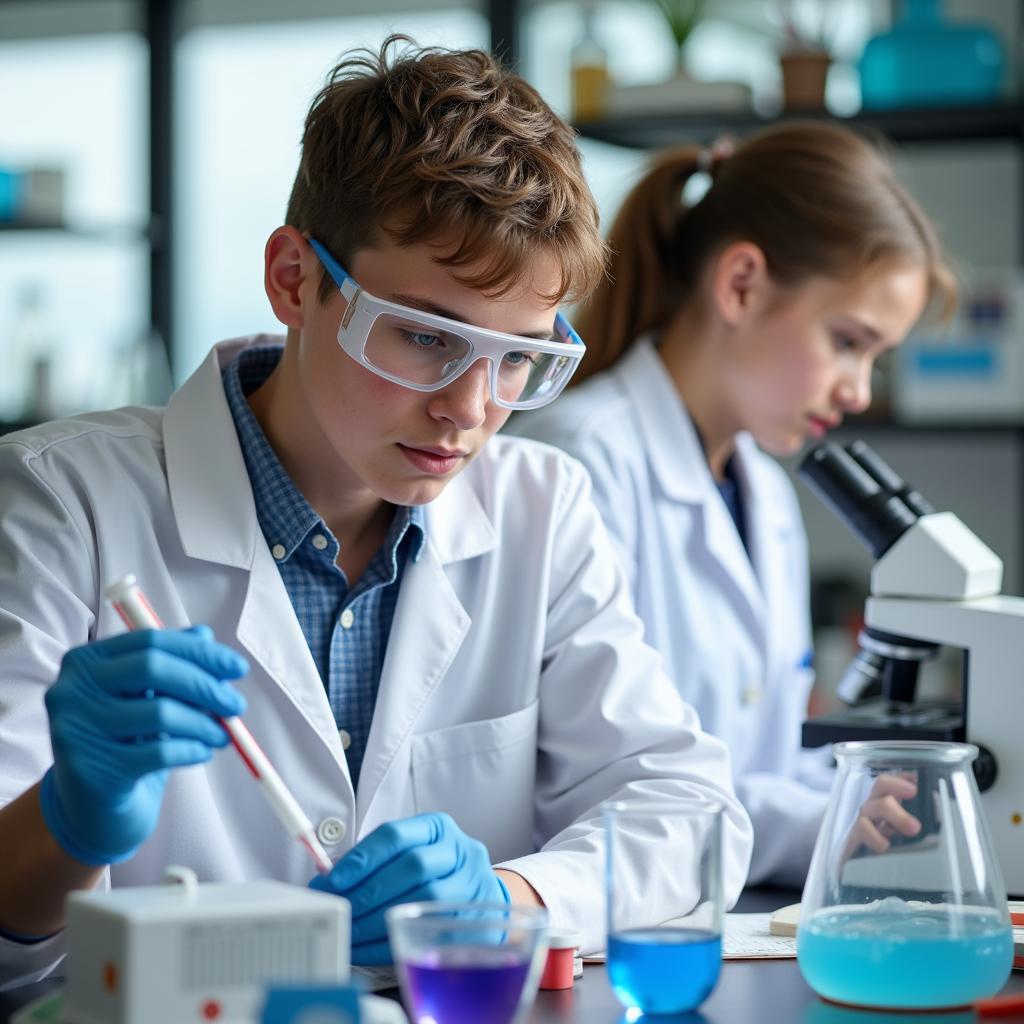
574, 101, 1024, 150
0, 421, 39, 436
0, 220, 154, 242
843, 417, 1024, 433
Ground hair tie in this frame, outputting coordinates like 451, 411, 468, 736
697, 137, 735, 176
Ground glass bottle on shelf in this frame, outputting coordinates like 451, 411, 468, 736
571, 0, 609, 122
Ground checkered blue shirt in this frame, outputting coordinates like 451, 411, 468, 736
223, 345, 425, 788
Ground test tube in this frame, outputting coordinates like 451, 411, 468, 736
105, 574, 334, 876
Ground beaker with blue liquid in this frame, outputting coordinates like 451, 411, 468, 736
386, 901, 548, 1024
604, 800, 724, 1016
798, 741, 1013, 1010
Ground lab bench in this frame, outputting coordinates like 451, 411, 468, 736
7, 887, 1024, 1024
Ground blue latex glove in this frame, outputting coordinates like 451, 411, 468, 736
310, 812, 510, 965
40, 626, 248, 866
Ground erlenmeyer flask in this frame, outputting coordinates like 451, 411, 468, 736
798, 741, 1012, 1010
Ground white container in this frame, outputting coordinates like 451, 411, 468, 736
893, 267, 1024, 423
63, 867, 349, 1024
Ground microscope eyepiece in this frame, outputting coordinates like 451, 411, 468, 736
798, 442, 918, 557
845, 439, 936, 518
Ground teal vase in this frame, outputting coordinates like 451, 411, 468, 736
859, 0, 1004, 109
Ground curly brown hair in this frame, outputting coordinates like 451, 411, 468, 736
286, 35, 607, 306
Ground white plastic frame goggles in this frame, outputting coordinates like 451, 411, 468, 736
309, 238, 586, 410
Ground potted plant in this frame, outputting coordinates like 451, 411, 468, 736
651, 0, 706, 77
776, 0, 841, 110
603, 0, 750, 115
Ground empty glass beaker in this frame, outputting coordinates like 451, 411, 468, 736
604, 800, 724, 1015
798, 741, 1012, 1010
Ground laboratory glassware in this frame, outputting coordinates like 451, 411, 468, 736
604, 799, 725, 1015
798, 740, 1012, 1009
386, 901, 548, 1024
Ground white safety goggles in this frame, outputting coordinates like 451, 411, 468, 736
310, 238, 586, 410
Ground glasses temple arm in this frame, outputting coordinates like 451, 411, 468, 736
309, 238, 360, 303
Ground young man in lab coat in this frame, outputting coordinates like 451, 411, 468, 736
0, 38, 752, 985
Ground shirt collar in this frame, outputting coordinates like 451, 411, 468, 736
222, 345, 425, 565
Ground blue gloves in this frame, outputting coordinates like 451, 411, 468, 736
40, 627, 248, 866
310, 812, 510, 965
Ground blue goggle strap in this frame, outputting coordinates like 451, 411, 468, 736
309, 238, 360, 304
555, 312, 583, 348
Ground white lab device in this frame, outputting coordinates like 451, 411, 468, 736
62, 867, 349, 1024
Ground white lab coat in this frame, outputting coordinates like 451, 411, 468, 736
0, 336, 752, 988
512, 337, 833, 887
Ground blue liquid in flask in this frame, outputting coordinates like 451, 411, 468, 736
607, 927, 722, 1014
798, 901, 1012, 1009
403, 946, 531, 1024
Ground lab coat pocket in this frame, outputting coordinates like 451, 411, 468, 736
411, 700, 539, 864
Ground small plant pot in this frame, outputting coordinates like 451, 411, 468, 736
779, 50, 831, 110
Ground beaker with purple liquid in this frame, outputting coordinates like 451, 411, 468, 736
387, 901, 548, 1024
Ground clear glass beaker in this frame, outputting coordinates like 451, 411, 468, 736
386, 901, 548, 1024
798, 741, 1012, 1010
604, 800, 724, 1015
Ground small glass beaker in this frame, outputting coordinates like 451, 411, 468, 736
386, 901, 548, 1024
798, 741, 1012, 1010
604, 800, 724, 1015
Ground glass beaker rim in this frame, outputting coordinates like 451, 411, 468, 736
833, 740, 978, 764
385, 901, 549, 932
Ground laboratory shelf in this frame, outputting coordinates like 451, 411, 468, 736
574, 101, 1024, 150
0, 220, 153, 243
839, 418, 1024, 434
0, 421, 39, 435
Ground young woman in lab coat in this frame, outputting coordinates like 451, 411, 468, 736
514, 123, 954, 887
0, 39, 754, 988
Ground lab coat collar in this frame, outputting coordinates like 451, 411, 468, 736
164, 336, 263, 569
615, 336, 714, 505
422, 463, 497, 565
616, 336, 791, 539
618, 336, 772, 629
733, 433, 798, 617
733, 433, 795, 534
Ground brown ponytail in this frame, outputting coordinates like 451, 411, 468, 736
571, 121, 955, 386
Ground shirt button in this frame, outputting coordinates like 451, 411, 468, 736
338, 729, 352, 751
339, 608, 355, 629
312, 534, 328, 551
316, 817, 346, 846
271, 543, 286, 560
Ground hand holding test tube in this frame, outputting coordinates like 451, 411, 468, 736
105, 574, 334, 875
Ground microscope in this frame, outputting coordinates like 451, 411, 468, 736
798, 440, 1024, 895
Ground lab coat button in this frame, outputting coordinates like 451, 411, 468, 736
317, 817, 346, 845
312, 533, 328, 551
340, 608, 355, 629
742, 685, 762, 706
339, 728, 352, 751
271, 543, 286, 560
